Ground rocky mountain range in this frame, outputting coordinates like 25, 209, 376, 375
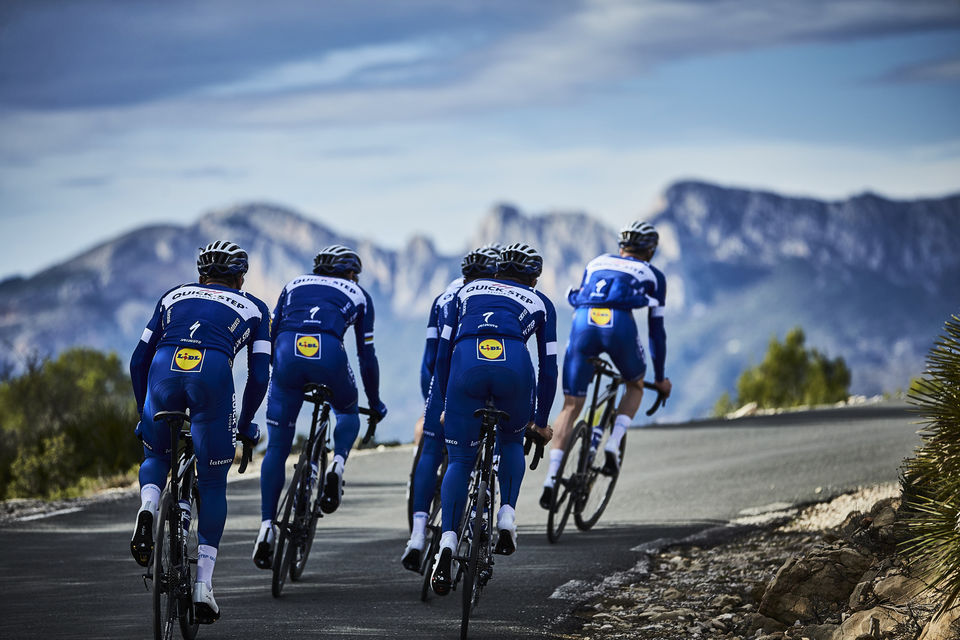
1, 180, 957, 441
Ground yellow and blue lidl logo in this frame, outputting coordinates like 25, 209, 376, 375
296, 334, 320, 358
172, 348, 204, 372
588, 308, 613, 327
477, 338, 506, 361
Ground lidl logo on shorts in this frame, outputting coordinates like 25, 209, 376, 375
172, 347, 204, 372
295, 334, 320, 358
588, 308, 613, 328
477, 338, 506, 361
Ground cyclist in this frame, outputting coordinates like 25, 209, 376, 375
427, 243, 557, 596
129, 241, 270, 623
401, 245, 500, 571
253, 244, 387, 568
540, 221, 672, 509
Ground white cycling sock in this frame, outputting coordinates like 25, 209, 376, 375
411, 512, 428, 539
331, 455, 346, 477
439, 531, 458, 552
497, 505, 516, 531
543, 449, 565, 488
140, 484, 161, 516
605, 414, 632, 453
197, 545, 217, 588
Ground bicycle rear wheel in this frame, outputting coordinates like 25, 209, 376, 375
272, 464, 302, 598
574, 428, 626, 531
419, 497, 443, 602
178, 479, 199, 640
460, 477, 487, 640
152, 492, 178, 640
547, 421, 587, 543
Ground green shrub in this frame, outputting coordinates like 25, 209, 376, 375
900, 314, 960, 614
0, 348, 141, 499
714, 327, 851, 415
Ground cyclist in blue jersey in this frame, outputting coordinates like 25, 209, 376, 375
540, 221, 672, 509
129, 241, 270, 623
253, 244, 387, 568
401, 246, 500, 571
427, 243, 557, 596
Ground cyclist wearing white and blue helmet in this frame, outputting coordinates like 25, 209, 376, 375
401, 245, 501, 571
253, 245, 387, 569
129, 240, 270, 623
427, 242, 557, 596
541, 221, 672, 508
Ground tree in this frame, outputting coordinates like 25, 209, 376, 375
0, 348, 141, 499
714, 327, 851, 415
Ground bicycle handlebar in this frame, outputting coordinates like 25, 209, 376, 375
358, 407, 381, 444
642, 381, 667, 416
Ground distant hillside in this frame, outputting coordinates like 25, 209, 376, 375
1, 181, 957, 440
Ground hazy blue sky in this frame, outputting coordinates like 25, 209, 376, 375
1, 0, 958, 279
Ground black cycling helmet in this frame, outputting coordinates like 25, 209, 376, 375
461, 246, 500, 278
497, 242, 543, 277
313, 244, 362, 276
619, 221, 659, 253
197, 241, 249, 278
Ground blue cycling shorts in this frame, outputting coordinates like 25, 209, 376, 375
442, 337, 535, 449
562, 307, 646, 397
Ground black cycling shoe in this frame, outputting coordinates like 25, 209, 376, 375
493, 529, 517, 556
431, 547, 453, 596
401, 546, 421, 572
539, 486, 554, 510
130, 510, 154, 567
600, 450, 620, 476
252, 541, 273, 570
319, 471, 342, 514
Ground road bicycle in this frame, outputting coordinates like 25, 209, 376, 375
452, 399, 544, 639
545, 357, 664, 543
147, 411, 252, 639
271, 383, 379, 597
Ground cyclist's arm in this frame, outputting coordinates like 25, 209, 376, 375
430, 295, 460, 410
647, 268, 667, 382
129, 298, 164, 413
270, 287, 286, 351
420, 296, 441, 399
237, 302, 272, 430
566, 267, 589, 306
354, 290, 382, 408
533, 293, 559, 428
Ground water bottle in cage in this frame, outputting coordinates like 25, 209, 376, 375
179, 500, 192, 540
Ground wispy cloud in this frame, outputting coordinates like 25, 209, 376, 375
879, 54, 960, 83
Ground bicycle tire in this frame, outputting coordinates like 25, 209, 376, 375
460, 477, 487, 640
547, 421, 587, 543
290, 442, 325, 581
152, 491, 177, 640
419, 521, 440, 602
271, 464, 301, 598
178, 476, 199, 640
574, 428, 626, 531
407, 438, 424, 532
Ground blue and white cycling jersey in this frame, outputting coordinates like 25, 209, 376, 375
130, 282, 272, 427
432, 277, 558, 429
568, 253, 666, 312
420, 277, 463, 399
564, 253, 667, 394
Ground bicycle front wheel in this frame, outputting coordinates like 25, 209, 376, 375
460, 478, 487, 640
547, 421, 587, 543
291, 448, 325, 581
152, 492, 178, 640
574, 428, 626, 531
272, 464, 302, 598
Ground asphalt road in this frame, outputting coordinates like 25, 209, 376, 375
0, 403, 918, 640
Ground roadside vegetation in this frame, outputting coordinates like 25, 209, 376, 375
713, 326, 851, 416
901, 314, 960, 613
0, 348, 141, 500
